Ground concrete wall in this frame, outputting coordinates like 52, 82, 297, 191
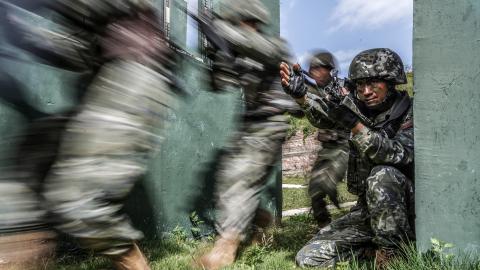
414, 0, 480, 254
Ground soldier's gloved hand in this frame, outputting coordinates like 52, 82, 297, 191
328, 104, 359, 130
280, 62, 307, 99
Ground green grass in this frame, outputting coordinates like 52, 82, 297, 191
283, 176, 307, 185
56, 171, 478, 270
283, 188, 311, 210
287, 115, 317, 139
282, 177, 358, 210
396, 72, 414, 96
56, 215, 318, 270
56, 214, 480, 270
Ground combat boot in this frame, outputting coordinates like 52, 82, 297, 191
250, 208, 273, 245
311, 195, 331, 227
111, 243, 150, 270
198, 232, 241, 270
0, 230, 56, 270
375, 248, 397, 269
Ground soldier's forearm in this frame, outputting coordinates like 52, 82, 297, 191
351, 127, 414, 166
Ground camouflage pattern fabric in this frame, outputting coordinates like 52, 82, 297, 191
218, 0, 270, 24
308, 140, 349, 217
209, 6, 297, 239
348, 48, 407, 84
0, 115, 68, 234
0, 69, 64, 234
304, 80, 350, 220
44, 61, 176, 256
214, 115, 289, 239
297, 165, 414, 268
296, 90, 414, 267
5, 1, 177, 256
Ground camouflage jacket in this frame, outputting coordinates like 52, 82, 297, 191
301, 90, 414, 195
211, 19, 300, 120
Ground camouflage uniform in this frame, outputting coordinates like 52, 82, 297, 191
290, 49, 415, 267
5, 0, 178, 257
208, 0, 296, 240
305, 78, 350, 224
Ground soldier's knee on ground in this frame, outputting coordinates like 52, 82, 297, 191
295, 240, 337, 268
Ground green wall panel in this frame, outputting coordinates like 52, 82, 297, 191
0, 5, 80, 167
414, 0, 480, 254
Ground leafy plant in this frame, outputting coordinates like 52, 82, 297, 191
189, 211, 204, 238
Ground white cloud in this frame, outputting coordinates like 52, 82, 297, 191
333, 49, 361, 73
329, 0, 412, 32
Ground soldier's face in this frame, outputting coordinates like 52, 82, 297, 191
355, 79, 388, 108
308, 66, 332, 87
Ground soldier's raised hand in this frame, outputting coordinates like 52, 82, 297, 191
280, 62, 307, 99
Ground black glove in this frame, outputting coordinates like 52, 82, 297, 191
328, 104, 359, 130
282, 67, 307, 99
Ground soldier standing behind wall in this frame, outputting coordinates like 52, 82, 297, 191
4, 1, 179, 269
281, 48, 414, 269
196, 0, 298, 269
301, 51, 350, 227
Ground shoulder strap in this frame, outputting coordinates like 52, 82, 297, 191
377, 92, 412, 137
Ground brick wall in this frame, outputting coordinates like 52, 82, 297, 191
282, 131, 321, 177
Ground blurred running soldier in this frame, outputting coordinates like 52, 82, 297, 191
196, 0, 297, 269
4, 1, 180, 269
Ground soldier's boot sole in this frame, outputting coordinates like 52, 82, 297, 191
196, 234, 241, 270
111, 243, 151, 270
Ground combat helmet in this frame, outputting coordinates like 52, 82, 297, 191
348, 48, 406, 84
218, 0, 270, 25
309, 50, 337, 70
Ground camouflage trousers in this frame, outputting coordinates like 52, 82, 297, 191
0, 115, 68, 233
296, 165, 414, 268
308, 139, 349, 219
43, 60, 176, 256
214, 115, 289, 239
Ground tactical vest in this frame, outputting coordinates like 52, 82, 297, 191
346, 91, 413, 195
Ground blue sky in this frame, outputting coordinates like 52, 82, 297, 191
280, 0, 413, 77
